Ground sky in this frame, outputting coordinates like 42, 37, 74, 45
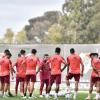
0, 0, 65, 37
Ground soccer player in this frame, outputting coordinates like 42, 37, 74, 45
66, 48, 84, 99
39, 54, 50, 98
0, 49, 10, 58
0, 52, 13, 98
46, 47, 67, 100
23, 49, 40, 98
0, 49, 13, 97
15, 53, 21, 96
86, 53, 100, 100
13, 50, 26, 96
86, 53, 96, 100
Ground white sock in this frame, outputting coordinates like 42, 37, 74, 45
0, 91, 3, 96
87, 93, 91, 98
20, 92, 24, 96
66, 86, 70, 93
96, 93, 99, 99
99, 93, 100, 98
46, 93, 49, 97
74, 91, 77, 97
4, 92, 7, 95
54, 93, 58, 97
98, 93, 100, 99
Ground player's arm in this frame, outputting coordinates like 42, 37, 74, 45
9, 61, 14, 79
12, 62, 17, 73
61, 57, 69, 72
36, 67, 40, 75
80, 59, 84, 77
67, 65, 69, 74
66, 57, 70, 73
61, 57, 68, 72
92, 66, 99, 75
36, 58, 41, 74
91, 60, 99, 76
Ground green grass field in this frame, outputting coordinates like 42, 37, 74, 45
0, 93, 95, 100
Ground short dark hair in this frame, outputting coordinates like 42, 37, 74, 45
89, 53, 94, 57
31, 49, 37, 54
70, 48, 75, 54
6, 52, 12, 58
94, 53, 98, 57
4, 49, 10, 54
20, 49, 26, 55
55, 47, 61, 54
90, 53, 98, 57
44, 54, 49, 57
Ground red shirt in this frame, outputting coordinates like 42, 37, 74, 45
91, 58, 100, 77
48, 54, 66, 75
14, 55, 26, 78
67, 53, 82, 74
0, 57, 12, 76
40, 60, 51, 80
25, 55, 40, 75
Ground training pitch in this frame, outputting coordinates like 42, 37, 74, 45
0, 93, 95, 100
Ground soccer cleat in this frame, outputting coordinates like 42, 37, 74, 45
40, 95, 43, 98
45, 94, 49, 98
8, 92, 13, 97
0, 93, 3, 97
20, 93, 24, 97
73, 95, 77, 100
45, 94, 51, 99
85, 96, 91, 100
29, 96, 33, 99
3, 94, 8, 98
22, 96, 27, 99
54, 96, 58, 100
65, 94, 71, 100
93, 96, 99, 100
32, 95, 37, 98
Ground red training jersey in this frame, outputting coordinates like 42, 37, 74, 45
48, 54, 66, 75
40, 60, 51, 80
67, 53, 82, 74
25, 55, 40, 75
14, 55, 26, 78
0, 57, 12, 76
91, 58, 100, 77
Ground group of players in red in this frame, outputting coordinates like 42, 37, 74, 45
0, 47, 100, 100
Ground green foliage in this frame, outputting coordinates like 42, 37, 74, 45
47, 0, 100, 44
44, 24, 62, 43
16, 29, 27, 44
2, 0, 100, 44
25, 11, 61, 43
4, 28, 14, 44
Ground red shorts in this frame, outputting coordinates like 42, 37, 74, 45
66, 73, 80, 82
41, 79, 49, 85
50, 74, 61, 85
25, 75, 36, 82
90, 77, 100, 85
17, 76, 25, 82
0, 75, 10, 84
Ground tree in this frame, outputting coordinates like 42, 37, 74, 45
62, 0, 100, 44
25, 11, 61, 43
16, 29, 27, 44
44, 24, 62, 43
4, 28, 14, 43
